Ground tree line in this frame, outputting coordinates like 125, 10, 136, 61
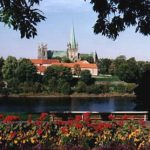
0, 55, 149, 95
98, 55, 150, 83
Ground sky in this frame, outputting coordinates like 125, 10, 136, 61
0, 0, 150, 61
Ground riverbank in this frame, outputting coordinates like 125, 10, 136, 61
0, 92, 136, 98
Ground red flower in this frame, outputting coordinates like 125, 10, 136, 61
39, 112, 48, 121
3, 115, 20, 123
61, 127, 68, 134
75, 115, 82, 122
75, 123, 83, 129
0, 114, 3, 120
35, 121, 42, 126
108, 114, 115, 120
10, 131, 17, 138
117, 121, 124, 127
139, 119, 145, 126
83, 112, 91, 123
122, 114, 129, 120
37, 129, 43, 135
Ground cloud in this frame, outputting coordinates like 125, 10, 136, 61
40, 0, 91, 13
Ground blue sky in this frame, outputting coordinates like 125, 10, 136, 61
0, 0, 150, 61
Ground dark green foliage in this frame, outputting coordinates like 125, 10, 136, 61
46, 77, 57, 93
0, 57, 4, 80
86, 84, 100, 94
2, 56, 18, 81
80, 55, 94, 63
134, 70, 150, 110
62, 57, 72, 63
75, 81, 87, 93
57, 79, 71, 95
16, 58, 37, 82
89, 0, 150, 40
44, 65, 72, 83
0, 0, 45, 39
80, 70, 92, 85
19, 82, 43, 93
99, 58, 112, 74
116, 58, 139, 83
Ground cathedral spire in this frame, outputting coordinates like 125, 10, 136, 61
70, 25, 77, 49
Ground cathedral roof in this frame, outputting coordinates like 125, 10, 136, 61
48, 50, 67, 58
69, 26, 77, 49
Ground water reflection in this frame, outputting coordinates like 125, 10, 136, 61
0, 96, 140, 113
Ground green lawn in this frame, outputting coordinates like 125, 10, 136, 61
94, 74, 120, 82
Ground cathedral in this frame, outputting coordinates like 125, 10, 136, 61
38, 26, 98, 62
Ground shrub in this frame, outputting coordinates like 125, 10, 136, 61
75, 81, 87, 93
86, 84, 101, 94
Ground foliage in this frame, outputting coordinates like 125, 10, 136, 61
80, 55, 94, 63
2, 56, 18, 81
86, 84, 101, 94
0, 57, 4, 80
99, 58, 112, 74
44, 65, 72, 83
75, 81, 87, 93
57, 79, 71, 95
16, 58, 37, 82
0, 0, 45, 38
134, 70, 150, 110
116, 58, 139, 83
0, 113, 149, 149
89, 0, 150, 40
62, 56, 71, 63
80, 70, 92, 85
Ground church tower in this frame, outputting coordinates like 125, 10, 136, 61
38, 43, 48, 59
67, 26, 78, 61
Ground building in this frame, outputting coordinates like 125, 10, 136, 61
31, 59, 98, 76
32, 25, 99, 76
38, 26, 98, 62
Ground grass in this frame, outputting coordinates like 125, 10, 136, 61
94, 74, 120, 82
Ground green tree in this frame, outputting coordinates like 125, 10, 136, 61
0, 57, 4, 80
99, 58, 112, 74
116, 57, 139, 83
44, 65, 73, 83
80, 70, 92, 85
57, 79, 71, 95
88, 0, 150, 40
46, 77, 57, 93
0, 0, 45, 38
2, 56, 17, 81
80, 55, 94, 63
16, 58, 37, 83
62, 56, 71, 63
75, 81, 87, 93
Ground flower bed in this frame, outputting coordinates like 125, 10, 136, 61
0, 113, 149, 150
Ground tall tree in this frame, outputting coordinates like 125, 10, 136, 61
2, 56, 17, 81
16, 58, 37, 82
89, 0, 150, 40
116, 57, 139, 83
0, 57, 4, 80
99, 58, 112, 74
0, 0, 45, 38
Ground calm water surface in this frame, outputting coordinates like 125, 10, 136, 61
0, 97, 140, 113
